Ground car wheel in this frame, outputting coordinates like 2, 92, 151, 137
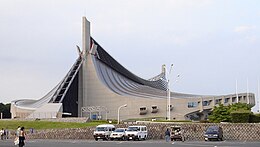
104, 135, 109, 141
95, 138, 98, 141
110, 138, 114, 141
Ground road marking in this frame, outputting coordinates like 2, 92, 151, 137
117, 141, 123, 144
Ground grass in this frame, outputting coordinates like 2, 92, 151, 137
126, 117, 192, 122
154, 120, 192, 123
126, 117, 166, 121
0, 120, 112, 130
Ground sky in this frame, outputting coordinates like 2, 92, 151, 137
0, 0, 260, 111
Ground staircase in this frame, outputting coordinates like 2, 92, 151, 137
52, 57, 82, 103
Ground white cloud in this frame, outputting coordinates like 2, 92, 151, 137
245, 35, 257, 43
233, 25, 257, 43
234, 25, 256, 33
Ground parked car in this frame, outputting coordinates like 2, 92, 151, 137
204, 126, 223, 141
170, 126, 184, 141
93, 124, 115, 141
125, 126, 147, 141
110, 128, 127, 140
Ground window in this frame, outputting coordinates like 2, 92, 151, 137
152, 106, 157, 109
151, 105, 158, 113
140, 106, 148, 115
243, 96, 246, 101
188, 102, 198, 108
203, 101, 210, 106
224, 98, 230, 103
215, 99, 222, 104
238, 96, 242, 101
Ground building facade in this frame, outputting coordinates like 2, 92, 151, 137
10, 17, 255, 121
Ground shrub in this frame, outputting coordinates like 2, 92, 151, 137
249, 113, 260, 123
230, 110, 251, 123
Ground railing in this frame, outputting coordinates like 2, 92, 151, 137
52, 57, 82, 103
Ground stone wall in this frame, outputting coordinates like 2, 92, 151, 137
9, 123, 260, 141
13, 117, 89, 123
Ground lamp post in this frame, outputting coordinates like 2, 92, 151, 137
117, 104, 127, 124
167, 64, 173, 120
166, 64, 180, 120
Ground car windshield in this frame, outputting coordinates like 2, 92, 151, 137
206, 127, 219, 134
96, 127, 106, 131
127, 127, 138, 131
114, 129, 125, 132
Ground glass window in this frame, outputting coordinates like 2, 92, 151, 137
224, 98, 230, 103
152, 106, 157, 109
215, 99, 222, 104
238, 96, 242, 101
232, 97, 236, 102
203, 101, 210, 106
188, 102, 198, 108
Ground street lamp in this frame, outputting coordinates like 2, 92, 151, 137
167, 64, 173, 120
166, 64, 180, 120
117, 104, 127, 124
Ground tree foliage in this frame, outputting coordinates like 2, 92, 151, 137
229, 103, 251, 112
208, 104, 231, 122
230, 110, 251, 123
0, 103, 11, 118
208, 103, 252, 123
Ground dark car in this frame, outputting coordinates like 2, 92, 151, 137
204, 126, 223, 141
170, 126, 184, 141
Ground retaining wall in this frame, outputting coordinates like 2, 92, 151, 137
7, 123, 260, 141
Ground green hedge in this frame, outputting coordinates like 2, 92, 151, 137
230, 111, 251, 123
249, 114, 260, 123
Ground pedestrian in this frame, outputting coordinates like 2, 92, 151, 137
165, 128, 171, 142
16, 126, 21, 137
18, 127, 26, 147
14, 126, 21, 145
5, 129, 9, 139
0, 128, 4, 140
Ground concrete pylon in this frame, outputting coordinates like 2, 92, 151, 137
78, 17, 91, 116
82, 16, 91, 56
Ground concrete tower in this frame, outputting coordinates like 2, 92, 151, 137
78, 17, 90, 116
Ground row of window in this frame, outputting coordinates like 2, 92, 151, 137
139, 105, 173, 115
139, 105, 159, 115
188, 95, 251, 108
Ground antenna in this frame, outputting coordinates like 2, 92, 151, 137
236, 79, 238, 103
257, 78, 260, 112
247, 78, 249, 104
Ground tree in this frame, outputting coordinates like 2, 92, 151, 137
208, 104, 231, 123
208, 103, 252, 123
229, 102, 251, 112
0, 103, 11, 118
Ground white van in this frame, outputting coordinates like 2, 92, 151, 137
93, 124, 115, 141
125, 126, 147, 141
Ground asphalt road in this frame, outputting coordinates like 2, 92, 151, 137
1, 139, 260, 147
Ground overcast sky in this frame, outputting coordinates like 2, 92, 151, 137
0, 0, 260, 111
